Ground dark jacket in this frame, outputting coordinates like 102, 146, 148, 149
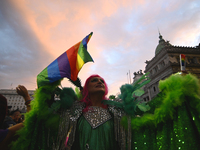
2, 116, 16, 129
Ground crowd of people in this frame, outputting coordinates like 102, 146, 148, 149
0, 85, 31, 149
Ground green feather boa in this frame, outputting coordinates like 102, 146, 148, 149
11, 80, 78, 150
121, 73, 200, 130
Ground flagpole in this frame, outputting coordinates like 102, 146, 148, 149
127, 73, 129, 83
129, 70, 131, 84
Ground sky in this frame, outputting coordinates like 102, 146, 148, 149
0, 0, 200, 96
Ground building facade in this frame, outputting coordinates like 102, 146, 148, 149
0, 89, 35, 113
141, 33, 200, 101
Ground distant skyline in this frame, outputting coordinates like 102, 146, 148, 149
0, 0, 200, 96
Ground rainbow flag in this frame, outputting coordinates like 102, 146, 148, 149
37, 32, 94, 88
180, 54, 186, 71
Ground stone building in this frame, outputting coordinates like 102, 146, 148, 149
141, 33, 200, 101
132, 70, 148, 103
0, 89, 35, 113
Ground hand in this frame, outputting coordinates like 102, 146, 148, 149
181, 70, 188, 74
181, 70, 188, 76
16, 85, 31, 101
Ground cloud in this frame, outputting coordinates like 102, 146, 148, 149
0, 0, 53, 89
0, 0, 200, 96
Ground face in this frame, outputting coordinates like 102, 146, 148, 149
14, 111, 21, 123
87, 77, 105, 95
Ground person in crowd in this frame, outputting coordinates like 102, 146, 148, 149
17, 114, 24, 123
0, 85, 31, 149
3, 109, 21, 129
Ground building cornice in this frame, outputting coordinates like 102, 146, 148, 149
145, 45, 200, 72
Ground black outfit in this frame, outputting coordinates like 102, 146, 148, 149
2, 116, 16, 129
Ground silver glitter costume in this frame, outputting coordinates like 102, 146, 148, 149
52, 99, 131, 150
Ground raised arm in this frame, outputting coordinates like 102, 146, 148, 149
16, 85, 31, 112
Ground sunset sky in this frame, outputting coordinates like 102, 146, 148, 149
0, 0, 200, 96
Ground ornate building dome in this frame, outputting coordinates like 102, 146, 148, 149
155, 33, 172, 55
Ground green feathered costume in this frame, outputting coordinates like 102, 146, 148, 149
11, 73, 200, 150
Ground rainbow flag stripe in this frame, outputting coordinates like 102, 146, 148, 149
180, 54, 186, 71
37, 32, 94, 88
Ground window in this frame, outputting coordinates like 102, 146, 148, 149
153, 87, 156, 92
147, 96, 149, 101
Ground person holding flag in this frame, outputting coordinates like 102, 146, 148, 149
11, 32, 131, 150
11, 33, 200, 150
